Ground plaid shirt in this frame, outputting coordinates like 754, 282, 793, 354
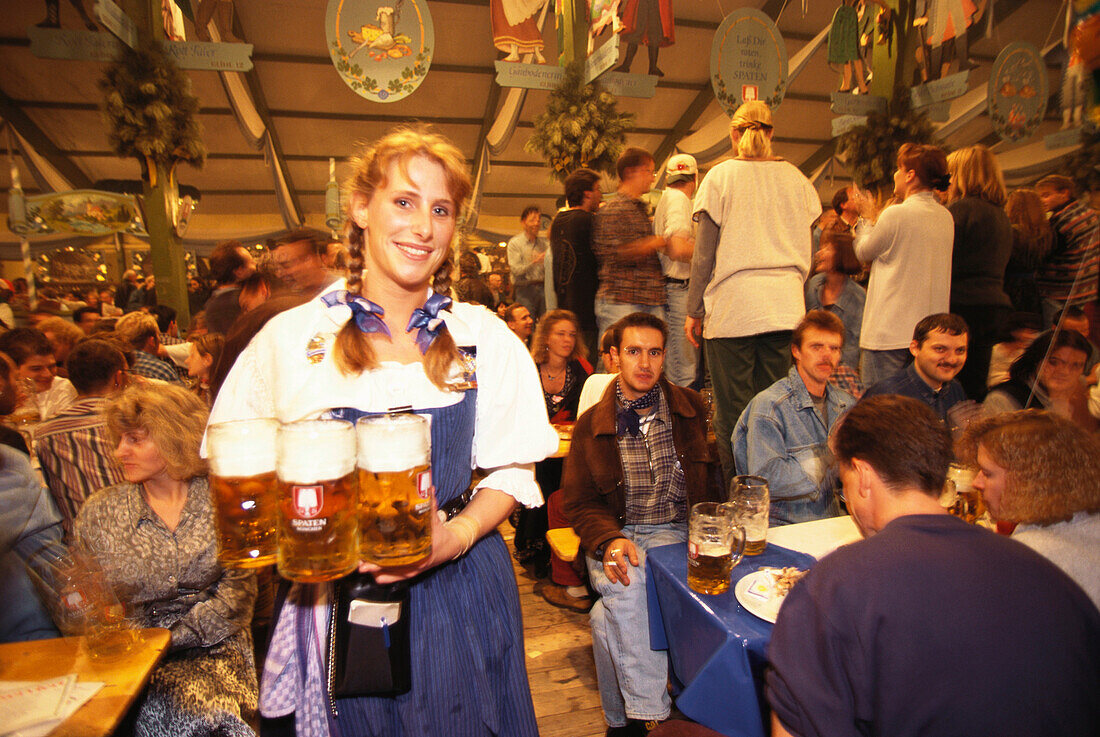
593, 193, 666, 306
618, 388, 687, 525
34, 396, 125, 540
132, 349, 185, 385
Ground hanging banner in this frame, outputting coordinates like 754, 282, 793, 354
326, 0, 434, 103
988, 42, 1048, 143
710, 9, 788, 116
8, 190, 145, 238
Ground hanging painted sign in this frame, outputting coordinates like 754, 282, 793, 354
710, 9, 788, 115
325, 0, 434, 103
988, 42, 1048, 142
8, 190, 144, 238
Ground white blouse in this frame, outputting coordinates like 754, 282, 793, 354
208, 280, 559, 508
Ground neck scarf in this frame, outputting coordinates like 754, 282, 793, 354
616, 380, 661, 437
321, 290, 390, 337
323, 290, 452, 354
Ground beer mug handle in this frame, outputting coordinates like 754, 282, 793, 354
729, 524, 746, 568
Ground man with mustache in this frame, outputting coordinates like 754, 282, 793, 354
861, 313, 969, 422
562, 312, 720, 736
733, 310, 855, 526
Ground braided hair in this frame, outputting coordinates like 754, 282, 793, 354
334, 127, 472, 389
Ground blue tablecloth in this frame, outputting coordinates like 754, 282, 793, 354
645, 542, 817, 737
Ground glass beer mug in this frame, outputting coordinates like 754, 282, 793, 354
207, 418, 279, 568
730, 475, 770, 555
356, 413, 433, 566
276, 419, 359, 582
687, 502, 746, 595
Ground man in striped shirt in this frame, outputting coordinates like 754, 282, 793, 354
34, 339, 127, 540
1036, 175, 1099, 327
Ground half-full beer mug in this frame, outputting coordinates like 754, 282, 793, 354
687, 502, 746, 595
356, 414, 433, 566
276, 419, 359, 582
208, 418, 279, 568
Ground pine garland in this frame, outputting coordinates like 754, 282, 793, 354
835, 102, 936, 191
526, 62, 633, 181
100, 42, 206, 174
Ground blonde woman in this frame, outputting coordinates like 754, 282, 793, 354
686, 101, 821, 479
946, 144, 1013, 399
74, 383, 257, 735
209, 127, 556, 735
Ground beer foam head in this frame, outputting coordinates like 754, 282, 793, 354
207, 419, 278, 477
356, 413, 430, 472
277, 420, 356, 483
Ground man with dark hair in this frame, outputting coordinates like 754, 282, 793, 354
507, 205, 548, 320
203, 240, 256, 334
34, 339, 127, 540
503, 303, 534, 345
563, 313, 719, 735
861, 313, 969, 422
733, 310, 853, 525
593, 148, 667, 341
551, 168, 602, 359
72, 306, 101, 334
831, 185, 859, 230
1035, 174, 1099, 327
454, 251, 494, 307
115, 312, 185, 385
272, 228, 333, 297
0, 328, 76, 420
767, 395, 1100, 737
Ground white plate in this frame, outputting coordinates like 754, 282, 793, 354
735, 570, 786, 624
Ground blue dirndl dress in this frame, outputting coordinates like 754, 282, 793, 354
328, 389, 538, 736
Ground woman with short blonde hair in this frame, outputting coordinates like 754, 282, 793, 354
946, 144, 1014, 400
76, 381, 257, 735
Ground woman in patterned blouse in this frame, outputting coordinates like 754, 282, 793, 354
74, 382, 257, 736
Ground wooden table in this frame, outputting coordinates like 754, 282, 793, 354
0, 628, 170, 736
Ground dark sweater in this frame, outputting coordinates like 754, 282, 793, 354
948, 196, 1013, 307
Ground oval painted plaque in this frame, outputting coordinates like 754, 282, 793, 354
711, 9, 788, 116
326, 0, 434, 103
988, 42, 1049, 142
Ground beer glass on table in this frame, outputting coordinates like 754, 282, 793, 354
687, 502, 746, 595
944, 463, 983, 523
730, 475, 770, 555
208, 418, 279, 568
356, 413, 433, 567
276, 419, 359, 582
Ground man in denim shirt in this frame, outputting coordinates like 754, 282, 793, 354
733, 311, 854, 525
861, 313, 969, 423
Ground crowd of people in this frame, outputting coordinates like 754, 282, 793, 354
1, 113, 1098, 737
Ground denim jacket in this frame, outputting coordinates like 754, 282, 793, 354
732, 367, 854, 526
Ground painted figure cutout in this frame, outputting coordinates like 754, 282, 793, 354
492, 0, 550, 63
614, 0, 674, 77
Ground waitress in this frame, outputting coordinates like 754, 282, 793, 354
209, 127, 557, 736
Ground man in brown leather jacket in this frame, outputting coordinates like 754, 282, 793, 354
562, 312, 720, 737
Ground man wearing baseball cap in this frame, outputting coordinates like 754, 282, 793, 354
653, 154, 699, 387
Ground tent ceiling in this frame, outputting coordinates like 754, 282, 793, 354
0, 0, 1072, 254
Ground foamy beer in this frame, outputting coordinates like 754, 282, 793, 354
687, 502, 746, 595
356, 414, 433, 566
208, 419, 280, 569
276, 420, 359, 582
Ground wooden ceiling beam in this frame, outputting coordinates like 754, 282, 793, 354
0, 86, 92, 189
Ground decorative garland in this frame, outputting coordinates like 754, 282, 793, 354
330, 41, 430, 100
526, 62, 633, 182
835, 101, 936, 192
99, 42, 205, 183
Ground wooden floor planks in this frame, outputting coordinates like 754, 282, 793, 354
504, 525, 607, 737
